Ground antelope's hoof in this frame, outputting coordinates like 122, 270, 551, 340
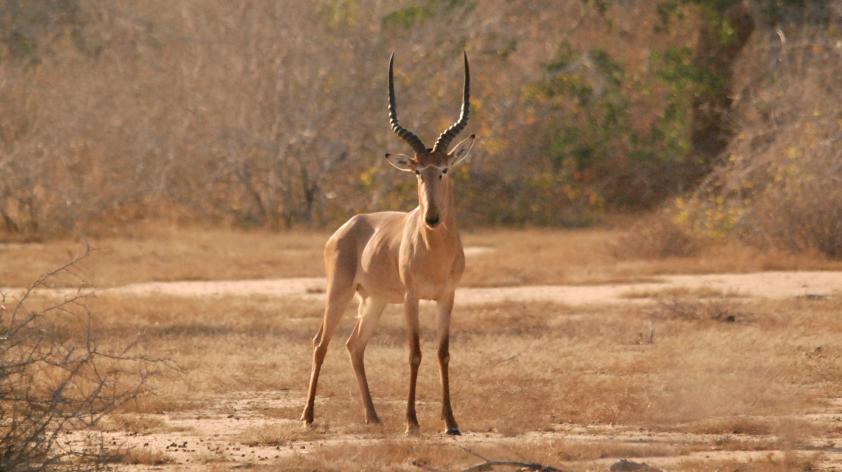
445, 427, 461, 436
365, 415, 381, 425
405, 423, 421, 436
300, 411, 314, 427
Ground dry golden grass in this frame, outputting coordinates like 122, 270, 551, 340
463, 227, 842, 287
3, 227, 840, 289
0, 225, 328, 287
621, 286, 745, 299
98, 414, 170, 434
19, 288, 842, 469
676, 453, 818, 472
112, 447, 174, 466
7, 228, 842, 470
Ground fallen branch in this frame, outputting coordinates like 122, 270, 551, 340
458, 446, 563, 472
462, 460, 563, 472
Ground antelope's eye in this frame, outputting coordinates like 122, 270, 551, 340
442, 169, 448, 175
414, 170, 420, 175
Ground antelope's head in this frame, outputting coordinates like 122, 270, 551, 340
384, 52, 476, 229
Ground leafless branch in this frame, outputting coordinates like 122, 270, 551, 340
457, 446, 563, 472
1, 247, 168, 471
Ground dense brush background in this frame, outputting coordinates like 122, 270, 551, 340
0, 0, 839, 255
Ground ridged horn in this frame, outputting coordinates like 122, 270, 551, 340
432, 51, 470, 155
388, 53, 428, 156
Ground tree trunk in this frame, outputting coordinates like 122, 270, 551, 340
690, 2, 755, 164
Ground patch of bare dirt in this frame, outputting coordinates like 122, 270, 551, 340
30, 270, 837, 307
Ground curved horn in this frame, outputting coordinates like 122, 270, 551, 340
432, 51, 470, 155
388, 53, 427, 156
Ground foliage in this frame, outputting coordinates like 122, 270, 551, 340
0, 0, 89, 65
671, 0, 842, 257
523, 38, 710, 219
0, 0, 839, 247
381, 0, 474, 31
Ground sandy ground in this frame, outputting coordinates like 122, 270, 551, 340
6, 247, 840, 470
44, 269, 840, 470
68, 389, 842, 470
56, 270, 838, 307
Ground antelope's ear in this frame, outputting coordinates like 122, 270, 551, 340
447, 134, 476, 168
384, 153, 416, 172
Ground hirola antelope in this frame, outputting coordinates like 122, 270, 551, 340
301, 52, 475, 435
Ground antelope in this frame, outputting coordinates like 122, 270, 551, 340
300, 52, 475, 435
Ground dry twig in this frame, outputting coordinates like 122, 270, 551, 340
457, 446, 563, 472
1, 246, 168, 471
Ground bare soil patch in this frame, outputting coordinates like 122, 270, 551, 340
24, 270, 837, 308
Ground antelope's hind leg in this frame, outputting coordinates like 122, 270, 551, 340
346, 297, 387, 424
300, 274, 355, 426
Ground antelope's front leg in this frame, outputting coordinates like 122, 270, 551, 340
403, 294, 422, 435
437, 292, 460, 435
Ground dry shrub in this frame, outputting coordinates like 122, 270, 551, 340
653, 296, 744, 322
622, 286, 743, 300
0, 250, 160, 471
613, 213, 702, 259
110, 448, 173, 466
98, 415, 168, 434
236, 422, 333, 447
678, 416, 773, 436
749, 157, 842, 258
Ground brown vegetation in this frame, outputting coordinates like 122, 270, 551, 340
3, 227, 841, 289
3, 243, 836, 469
2, 1, 837, 255
0, 226, 328, 287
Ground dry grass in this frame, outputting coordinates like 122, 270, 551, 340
98, 415, 170, 434
613, 214, 703, 259
651, 296, 747, 322
3, 227, 840, 289
20, 289, 842, 469
0, 225, 328, 287
621, 286, 745, 299
7, 228, 842, 469
676, 453, 818, 472
112, 448, 174, 466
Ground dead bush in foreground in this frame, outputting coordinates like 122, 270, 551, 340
0, 249, 160, 471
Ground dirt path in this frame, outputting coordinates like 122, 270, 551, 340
62, 270, 839, 306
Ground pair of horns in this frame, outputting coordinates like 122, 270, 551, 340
388, 52, 470, 156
